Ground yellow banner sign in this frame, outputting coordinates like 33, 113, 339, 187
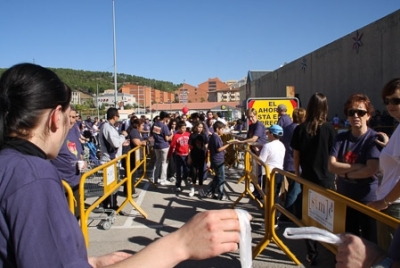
247, 98, 299, 127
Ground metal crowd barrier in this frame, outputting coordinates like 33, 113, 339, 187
131, 145, 156, 188
231, 148, 268, 209
62, 180, 75, 214
235, 148, 400, 265
79, 147, 148, 247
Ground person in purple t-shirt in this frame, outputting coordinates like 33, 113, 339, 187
206, 121, 236, 200
240, 108, 267, 153
277, 104, 293, 128
329, 94, 381, 243
0, 63, 249, 268
151, 111, 173, 185
239, 108, 267, 198
51, 105, 86, 188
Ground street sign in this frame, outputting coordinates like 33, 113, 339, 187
247, 97, 299, 127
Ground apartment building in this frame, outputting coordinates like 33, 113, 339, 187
120, 84, 176, 108
197, 77, 230, 102
215, 87, 240, 102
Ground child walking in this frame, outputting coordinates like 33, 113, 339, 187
188, 122, 209, 197
167, 121, 190, 192
207, 121, 236, 200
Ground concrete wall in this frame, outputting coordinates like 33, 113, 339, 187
255, 9, 400, 120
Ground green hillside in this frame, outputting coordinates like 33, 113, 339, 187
0, 67, 180, 95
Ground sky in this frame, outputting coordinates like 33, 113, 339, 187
1, 1, 399, 86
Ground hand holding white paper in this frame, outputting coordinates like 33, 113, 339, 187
235, 209, 252, 268
283, 226, 343, 245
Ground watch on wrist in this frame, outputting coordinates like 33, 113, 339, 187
371, 257, 393, 268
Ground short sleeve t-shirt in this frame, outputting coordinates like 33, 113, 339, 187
0, 141, 90, 267
330, 128, 380, 202
247, 121, 267, 144
127, 128, 143, 159
278, 114, 293, 128
151, 121, 170, 149
291, 122, 336, 189
208, 133, 224, 163
281, 123, 298, 172
128, 128, 142, 146
51, 125, 83, 187
189, 132, 208, 162
376, 125, 400, 203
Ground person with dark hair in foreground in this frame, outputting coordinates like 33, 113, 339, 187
0, 63, 247, 267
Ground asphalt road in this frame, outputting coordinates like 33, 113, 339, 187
86, 164, 336, 268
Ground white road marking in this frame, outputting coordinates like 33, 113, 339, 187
123, 181, 149, 227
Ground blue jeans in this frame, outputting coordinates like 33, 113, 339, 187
284, 176, 302, 219
209, 161, 225, 199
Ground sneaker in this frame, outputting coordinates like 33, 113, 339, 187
198, 188, 206, 197
249, 184, 255, 192
160, 179, 172, 186
218, 195, 228, 201
189, 187, 195, 197
169, 177, 176, 183
175, 187, 182, 192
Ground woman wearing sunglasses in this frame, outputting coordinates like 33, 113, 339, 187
328, 93, 381, 244
368, 78, 400, 251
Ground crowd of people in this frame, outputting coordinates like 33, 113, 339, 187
0, 63, 399, 267
0, 63, 250, 267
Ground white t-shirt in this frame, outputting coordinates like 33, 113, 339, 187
259, 139, 286, 175
92, 124, 99, 137
377, 125, 400, 203
217, 117, 227, 125
185, 121, 193, 129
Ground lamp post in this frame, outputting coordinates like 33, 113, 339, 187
112, 0, 118, 107
136, 82, 140, 114
149, 86, 152, 118
96, 82, 100, 118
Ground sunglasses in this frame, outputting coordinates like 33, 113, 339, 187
347, 109, 368, 117
383, 97, 400, 105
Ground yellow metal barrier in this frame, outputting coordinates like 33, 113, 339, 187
231, 148, 270, 209
220, 133, 236, 168
252, 166, 400, 264
118, 145, 150, 216
62, 180, 75, 215
79, 151, 148, 247
132, 145, 157, 188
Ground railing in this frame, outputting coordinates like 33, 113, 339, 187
233, 148, 400, 265
79, 145, 148, 247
